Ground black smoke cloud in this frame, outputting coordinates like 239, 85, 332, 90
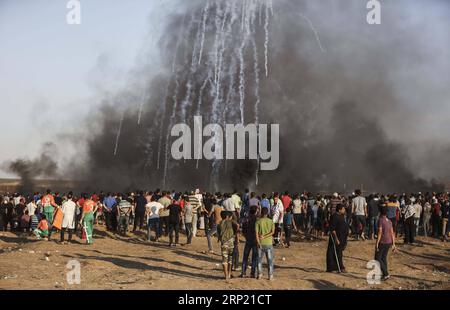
63, 0, 449, 193
2, 142, 58, 193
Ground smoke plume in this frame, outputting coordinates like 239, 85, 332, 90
2, 142, 58, 193
60, 0, 450, 193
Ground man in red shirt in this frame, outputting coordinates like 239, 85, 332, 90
281, 191, 292, 211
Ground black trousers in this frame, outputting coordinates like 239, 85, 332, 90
432, 215, 441, 238
185, 223, 193, 244
404, 216, 415, 244
284, 225, 292, 246
274, 223, 282, 244
60, 227, 73, 242
326, 235, 345, 272
160, 216, 170, 236
1, 216, 10, 231
104, 211, 112, 230
375, 243, 391, 277
169, 222, 180, 245
133, 212, 145, 231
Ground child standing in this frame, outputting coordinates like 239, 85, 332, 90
217, 211, 239, 280
283, 206, 296, 247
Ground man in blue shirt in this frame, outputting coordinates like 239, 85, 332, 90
103, 193, 117, 231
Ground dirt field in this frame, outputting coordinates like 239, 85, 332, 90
0, 226, 449, 290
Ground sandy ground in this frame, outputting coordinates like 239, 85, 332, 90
0, 226, 449, 290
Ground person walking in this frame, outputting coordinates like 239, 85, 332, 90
351, 189, 367, 240
375, 206, 396, 281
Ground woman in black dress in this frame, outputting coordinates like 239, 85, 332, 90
326, 204, 349, 273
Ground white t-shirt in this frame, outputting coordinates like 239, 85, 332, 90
27, 202, 37, 216
146, 201, 164, 220
413, 203, 422, 219
222, 198, 236, 212
272, 203, 284, 224
293, 199, 302, 214
352, 196, 367, 216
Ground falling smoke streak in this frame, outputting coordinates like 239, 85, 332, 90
264, 0, 270, 77
196, 75, 212, 169
191, 12, 203, 72
113, 112, 124, 156
222, 55, 238, 174
137, 91, 146, 125
163, 75, 180, 188
155, 81, 170, 170
238, 31, 247, 124
156, 15, 187, 170
216, 1, 230, 94
209, 22, 226, 188
163, 14, 191, 187
251, 28, 261, 186
259, 0, 263, 26
198, 0, 210, 66
241, 0, 246, 33
213, 1, 224, 86
297, 12, 325, 53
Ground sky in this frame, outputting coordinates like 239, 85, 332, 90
0, 0, 175, 177
0, 0, 449, 180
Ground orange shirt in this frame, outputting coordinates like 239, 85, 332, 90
42, 194, 56, 207
38, 220, 48, 231
83, 199, 96, 213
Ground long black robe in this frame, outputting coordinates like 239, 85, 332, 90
326, 213, 349, 272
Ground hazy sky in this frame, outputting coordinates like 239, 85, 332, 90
0, 0, 449, 180
0, 0, 176, 177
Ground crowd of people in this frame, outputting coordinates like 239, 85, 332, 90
0, 188, 449, 281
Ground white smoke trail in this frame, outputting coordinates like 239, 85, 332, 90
198, 0, 210, 66
196, 74, 212, 169
137, 91, 146, 125
259, 0, 263, 26
180, 81, 193, 122
241, 0, 246, 33
269, 0, 274, 16
191, 11, 203, 72
297, 12, 326, 53
264, 0, 270, 77
156, 81, 171, 170
163, 75, 180, 188
251, 12, 261, 186
113, 112, 124, 156
162, 13, 190, 187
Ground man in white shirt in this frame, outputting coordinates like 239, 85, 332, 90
271, 196, 284, 245
222, 194, 237, 212
351, 189, 367, 240
413, 200, 422, 236
27, 200, 37, 217
61, 192, 77, 244
146, 200, 164, 242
